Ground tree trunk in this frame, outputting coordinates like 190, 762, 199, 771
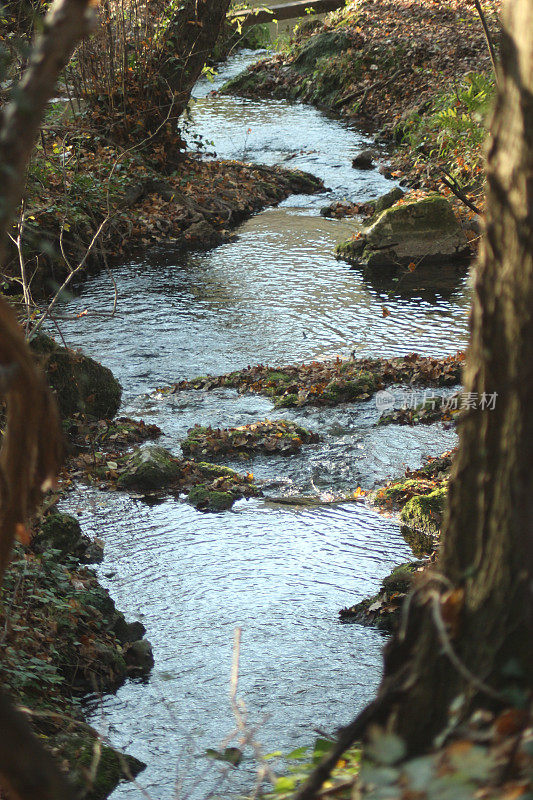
0, 0, 93, 265
378, 0, 533, 751
163, 0, 232, 115
294, 4, 533, 796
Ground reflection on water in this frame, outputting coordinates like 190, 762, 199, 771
52, 50, 469, 800
63, 489, 411, 800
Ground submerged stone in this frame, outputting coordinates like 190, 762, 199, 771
336, 195, 469, 272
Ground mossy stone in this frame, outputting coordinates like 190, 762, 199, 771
31, 333, 122, 419
337, 195, 469, 271
221, 67, 270, 96
380, 562, 418, 594
195, 462, 242, 480
188, 485, 235, 511
53, 731, 145, 800
125, 639, 154, 674
372, 186, 405, 214
400, 486, 447, 538
117, 446, 181, 491
33, 512, 93, 562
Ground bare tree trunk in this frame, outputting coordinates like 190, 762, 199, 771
382, 0, 533, 751
163, 0, 232, 115
295, 2, 533, 795
0, 0, 93, 265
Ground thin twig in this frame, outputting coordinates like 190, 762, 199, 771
472, 0, 499, 83
441, 174, 482, 215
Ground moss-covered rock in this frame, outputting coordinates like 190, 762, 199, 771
31, 334, 122, 419
292, 31, 353, 72
181, 419, 319, 458
400, 486, 447, 539
124, 639, 155, 674
194, 462, 244, 481
221, 67, 275, 96
336, 195, 470, 272
51, 730, 145, 800
372, 186, 405, 214
117, 446, 181, 491
187, 484, 236, 511
33, 512, 103, 563
339, 561, 425, 631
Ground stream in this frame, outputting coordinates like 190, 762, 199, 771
55, 51, 470, 799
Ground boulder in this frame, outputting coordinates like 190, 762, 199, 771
52, 730, 145, 800
125, 639, 155, 674
336, 195, 469, 271
31, 333, 122, 419
117, 446, 181, 491
352, 149, 374, 170
185, 220, 222, 249
187, 485, 236, 512
372, 186, 405, 214
33, 512, 103, 563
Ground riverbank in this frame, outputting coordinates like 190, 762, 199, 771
2, 132, 324, 299
221, 0, 497, 201
0, 337, 163, 798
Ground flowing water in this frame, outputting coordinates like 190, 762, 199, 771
55, 51, 470, 799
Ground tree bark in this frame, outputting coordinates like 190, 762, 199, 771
0, 0, 93, 265
375, 0, 533, 752
163, 0, 232, 114
294, 3, 533, 795
0, 1, 91, 796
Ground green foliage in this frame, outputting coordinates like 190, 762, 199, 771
402, 72, 495, 187
0, 545, 126, 709
264, 738, 361, 800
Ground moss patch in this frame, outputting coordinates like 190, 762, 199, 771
400, 486, 447, 540
339, 561, 426, 631
187, 485, 235, 512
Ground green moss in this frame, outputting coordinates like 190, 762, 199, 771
195, 462, 243, 480
400, 486, 447, 538
375, 479, 434, 507
117, 446, 181, 491
53, 731, 145, 800
292, 31, 352, 72
323, 372, 376, 403
187, 485, 235, 511
221, 68, 270, 96
34, 512, 83, 554
380, 562, 418, 594
274, 392, 299, 408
